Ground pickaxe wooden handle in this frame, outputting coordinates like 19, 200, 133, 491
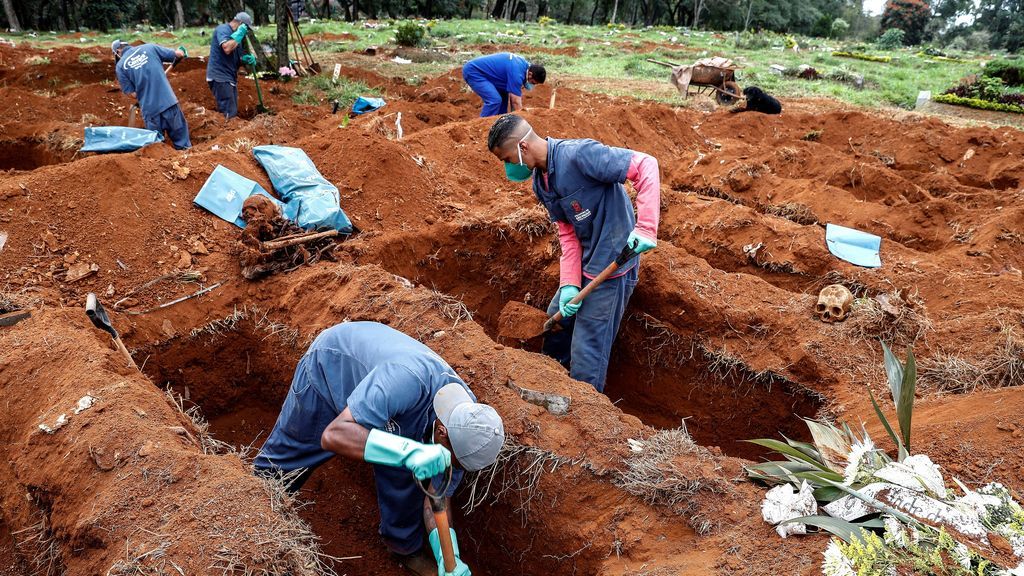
543, 242, 638, 333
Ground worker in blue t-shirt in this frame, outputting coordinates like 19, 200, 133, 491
206, 12, 258, 120
112, 40, 191, 150
255, 322, 505, 576
462, 52, 546, 117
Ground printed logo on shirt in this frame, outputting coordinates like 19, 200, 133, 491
570, 200, 592, 222
384, 419, 401, 435
123, 50, 149, 70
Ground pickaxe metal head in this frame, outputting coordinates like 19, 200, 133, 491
86, 293, 118, 339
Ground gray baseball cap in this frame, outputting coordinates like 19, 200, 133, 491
111, 39, 126, 54
234, 12, 253, 26
434, 383, 504, 472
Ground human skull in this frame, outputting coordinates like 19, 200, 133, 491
816, 284, 853, 323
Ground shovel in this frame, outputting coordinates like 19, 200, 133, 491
497, 242, 637, 341
86, 293, 138, 369
243, 35, 271, 114
416, 468, 456, 573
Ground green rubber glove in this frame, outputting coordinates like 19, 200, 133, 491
428, 528, 471, 576
558, 285, 581, 318
363, 428, 450, 480
626, 230, 656, 254
230, 23, 249, 44
241, 54, 257, 66
177, 45, 188, 58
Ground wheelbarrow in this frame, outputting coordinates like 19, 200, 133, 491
647, 58, 742, 105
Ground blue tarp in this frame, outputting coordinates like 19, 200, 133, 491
251, 145, 354, 233
351, 96, 386, 115
193, 165, 296, 228
81, 126, 164, 153
825, 223, 882, 268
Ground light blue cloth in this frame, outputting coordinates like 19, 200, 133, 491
192, 165, 295, 228
251, 145, 354, 233
825, 223, 882, 268
351, 96, 386, 115
80, 126, 164, 152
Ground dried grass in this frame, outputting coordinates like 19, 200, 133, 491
499, 207, 552, 240
188, 305, 300, 347
0, 285, 41, 313
839, 291, 931, 347
614, 427, 720, 535
763, 202, 819, 225
463, 439, 584, 524
12, 514, 63, 576
919, 320, 1024, 393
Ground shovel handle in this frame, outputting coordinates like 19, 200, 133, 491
418, 473, 456, 573
543, 242, 637, 332
113, 336, 139, 370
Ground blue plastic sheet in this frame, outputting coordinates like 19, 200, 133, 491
351, 96, 386, 115
825, 223, 882, 268
80, 126, 164, 153
251, 145, 354, 233
193, 165, 295, 228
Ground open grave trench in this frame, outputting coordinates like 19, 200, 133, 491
133, 214, 829, 573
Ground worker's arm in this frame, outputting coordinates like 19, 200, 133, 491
423, 496, 471, 576
556, 221, 582, 288
217, 24, 242, 55
509, 93, 523, 111
320, 407, 370, 459
221, 38, 239, 54
154, 45, 179, 64
625, 152, 661, 252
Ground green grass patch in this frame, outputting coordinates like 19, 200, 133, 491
292, 74, 378, 109
833, 51, 891, 63
933, 93, 1024, 114
77, 53, 98, 64
25, 56, 51, 65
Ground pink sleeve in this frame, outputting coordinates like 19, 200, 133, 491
556, 221, 583, 287
627, 152, 660, 241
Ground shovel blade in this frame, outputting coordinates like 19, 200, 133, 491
497, 301, 550, 341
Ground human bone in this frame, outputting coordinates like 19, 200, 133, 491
816, 284, 853, 323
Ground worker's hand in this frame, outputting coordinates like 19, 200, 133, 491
241, 54, 257, 66
230, 23, 249, 43
626, 230, 656, 254
176, 45, 188, 59
558, 285, 581, 318
429, 528, 471, 576
363, 429, 451, 480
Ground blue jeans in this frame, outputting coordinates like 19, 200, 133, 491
208, 80, 238, 119
542, 265, 638, 392
463, 67, 508, 117
143, 104, 191, 150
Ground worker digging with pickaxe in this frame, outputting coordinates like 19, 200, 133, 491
112, 39, 191, 149
487, 113, 661, 393
206, 11, 258, 120
254, 321, 505, 576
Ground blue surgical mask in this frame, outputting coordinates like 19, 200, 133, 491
524, 81, 534, 91
504, 129, 534, 182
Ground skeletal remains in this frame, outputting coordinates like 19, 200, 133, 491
816, 284, 853, 323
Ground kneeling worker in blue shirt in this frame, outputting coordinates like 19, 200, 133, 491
255, 321, 505, 576
112, 40, 191, 149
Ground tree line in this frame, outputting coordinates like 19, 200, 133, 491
2, 0, 1023, 52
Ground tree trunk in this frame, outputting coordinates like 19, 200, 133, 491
491, 0, 506, 19
1, 0, 18, 32
276, 0, 289, 68
566, 0, 576, 22
609, 0, 618, 23
742, 0, 753, 31
692, 0, 703, 28
174, 0, 185, 28
589, 0, 600, 25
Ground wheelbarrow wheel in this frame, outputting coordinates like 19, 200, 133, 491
717, 81, 741, 105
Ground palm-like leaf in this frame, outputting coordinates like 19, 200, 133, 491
782, 515, 885, 543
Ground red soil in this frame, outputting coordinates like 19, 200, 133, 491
2, 41, 1024, 575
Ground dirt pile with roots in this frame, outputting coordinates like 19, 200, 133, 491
2, 42, 1024, 575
